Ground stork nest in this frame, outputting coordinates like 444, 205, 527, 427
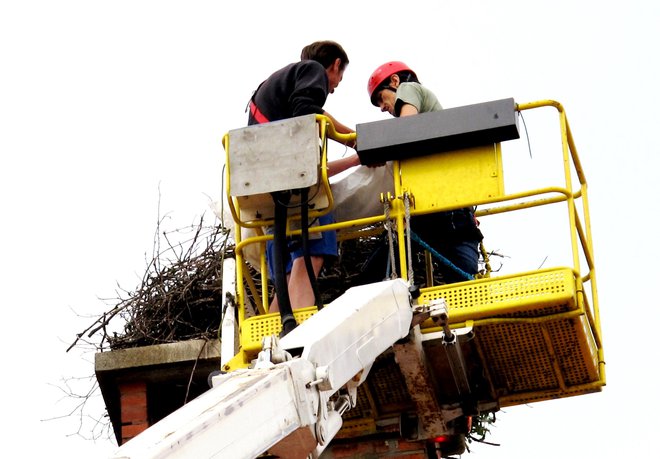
71, 217, 464, 353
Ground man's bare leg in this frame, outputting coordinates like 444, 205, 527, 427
268, 275, 289, 313
288, 255, 324, 310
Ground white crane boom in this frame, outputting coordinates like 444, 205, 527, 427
110, 279, 417, 459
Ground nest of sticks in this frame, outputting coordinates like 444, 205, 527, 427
70, 218, 232, 352
71, 217, 459, 353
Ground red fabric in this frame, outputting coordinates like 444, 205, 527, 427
249, 101, 270, 124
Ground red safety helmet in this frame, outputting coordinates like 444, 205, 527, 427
367, 61, 416, 106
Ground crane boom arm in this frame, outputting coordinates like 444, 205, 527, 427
111, 279, 415, 459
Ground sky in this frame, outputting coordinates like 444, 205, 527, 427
1, 1, 659, 457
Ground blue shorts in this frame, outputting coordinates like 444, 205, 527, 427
266, 213, 338, 277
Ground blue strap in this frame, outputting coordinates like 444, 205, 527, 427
409, 231, 474, 281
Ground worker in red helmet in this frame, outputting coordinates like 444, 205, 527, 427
367, 61, 442, 117
366, 62, 483, 284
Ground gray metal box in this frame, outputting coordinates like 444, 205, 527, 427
356, 98, 519, 165
228, 114, 320, 197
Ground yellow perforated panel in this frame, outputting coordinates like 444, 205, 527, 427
420, 267, 576, 324
241, 306, 318, 352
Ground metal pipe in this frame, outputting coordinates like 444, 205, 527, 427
437, 312, 471, 396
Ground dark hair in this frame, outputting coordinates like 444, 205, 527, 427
386, 70, 419, 87
300, 40, 349, 70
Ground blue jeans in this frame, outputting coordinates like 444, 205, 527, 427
429, 239, 480, 284
266, 213, 338, 278
410, 209, 482, 284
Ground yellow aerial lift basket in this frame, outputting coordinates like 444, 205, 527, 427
220, 99, 604, 432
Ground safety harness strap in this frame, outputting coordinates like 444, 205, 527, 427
249, 101, 270, 124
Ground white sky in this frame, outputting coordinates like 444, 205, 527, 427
1, 1, 658, 457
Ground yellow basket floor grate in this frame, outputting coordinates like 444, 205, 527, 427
336, 353, 413, 438
501, 384, 602, 406
366, 354, 412, 413
475, 313, 600, 399
335, 417, 378, 439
